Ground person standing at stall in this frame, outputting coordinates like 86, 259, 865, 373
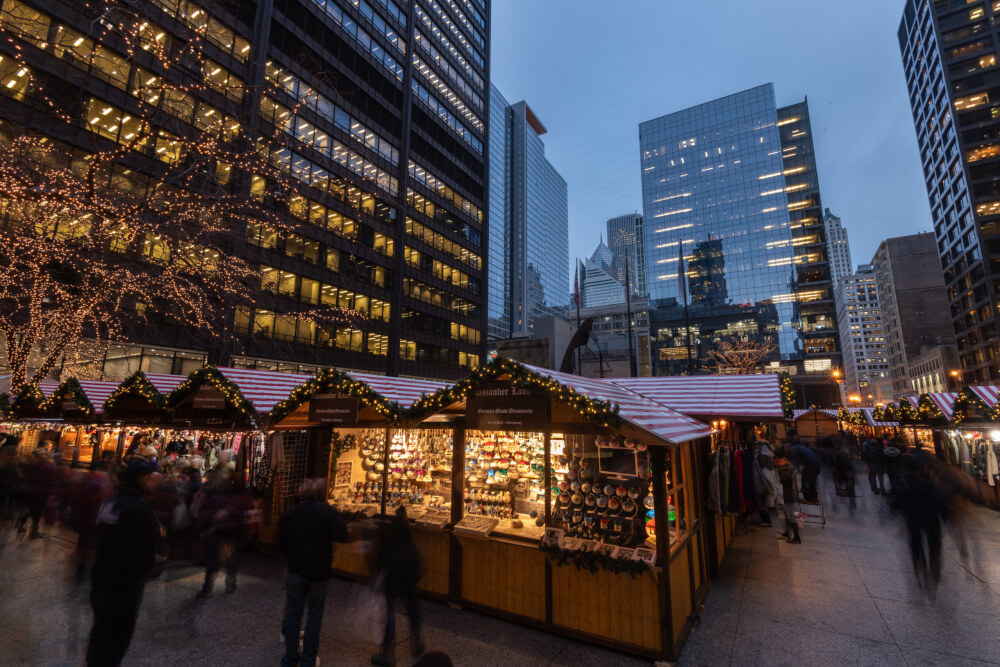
371, 506, 425, 666
775, 452, 801, 544
87, 459, 163, 667
862, 439, 887, 495
788, 442, 821, 503
278, 479, 348, 667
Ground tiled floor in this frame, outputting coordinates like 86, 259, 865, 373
0, 466, 997, 666
677, 468, 1000, 667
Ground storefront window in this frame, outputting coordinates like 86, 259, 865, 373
464, 430, 546, 537
662, 444, 693, 550
550, 434, 653, 549
387, 429, 452, 510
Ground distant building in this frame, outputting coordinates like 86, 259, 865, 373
908, 345, 961, 395
606, 213, 646, 297
899, 0, 1000, 384
487, 84, 569, 339
639, 84, 839, 376
578, 298, 651, 378
578, 247, 625, 308
824, 209, 853, 288
835, 266, 889, 401
871, 234, 955, 396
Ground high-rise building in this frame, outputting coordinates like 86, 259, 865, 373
0, 0, 490, 380
835, 266, 888, 401
871, 234, 955, 396
487, 84, 569, 339
824, 209, 852, 288
899, 0, 1000, 384
578, 252, 625, 308
606, 213, 646, 297
639, 84, 839, 377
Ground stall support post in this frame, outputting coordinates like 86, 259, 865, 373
448, 423, 467, 606
543, 430, 553, 625
380, 427, 390, 517
650, 446, 675, 659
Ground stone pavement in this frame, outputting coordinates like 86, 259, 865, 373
677, 466, 1000, 667
1, 466, 998, 667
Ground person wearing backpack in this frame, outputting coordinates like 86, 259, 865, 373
862, 439, 887, 495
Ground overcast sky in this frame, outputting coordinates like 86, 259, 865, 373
490, 0, 930, 290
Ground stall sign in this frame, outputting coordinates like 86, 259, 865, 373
193, 388, 227, 411
309, 394, 359, 424
467, 385, 547, 430
61, 400, 78, 412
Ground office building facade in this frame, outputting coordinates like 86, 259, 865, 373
487, 84, 569, 338
0, 0, 490, 380
835, 266, 888, 401
824, 209, 853, 288
899, 0, 1000, 383
871, 234, 956, 396
639, 84, 839, 376
607, 213, 647, 297
578, 242, 626, 308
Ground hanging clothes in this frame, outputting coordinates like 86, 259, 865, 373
707, 452, 722, 514
741, 447, 756, 509
727, 449, 740, 514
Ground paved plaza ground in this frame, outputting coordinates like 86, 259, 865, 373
0, 466, 998, 666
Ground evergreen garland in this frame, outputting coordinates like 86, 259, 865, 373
43, 378, 95, 417
539, 543, 652, 578
103, 371, 168, 412
9, 383, 47, 418
779, 373, 795, 419
269, 368, 397, 425
166, 365, 257, 420
953, 386, 998, 423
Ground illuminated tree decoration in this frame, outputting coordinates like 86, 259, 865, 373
43, 377, 95, 418
0, 0, 359, 398
8, 382, 49, 418
269, 368, 398, 425
837, 407, 867, 428
916, 394, 950, 425
954, 386, 999, 423
166, 365, 256, 420
779, 372, 794, 419
404, 357, 623, 429
103, 371, 169, 412
706, 336, 777, 375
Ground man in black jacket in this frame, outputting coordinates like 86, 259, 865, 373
279, 479, 348, 667
87, 459, 162, 667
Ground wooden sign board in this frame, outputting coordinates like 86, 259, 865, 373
466, 384, 547, 430
308, 394, 359, 424
193, 387, 227, 411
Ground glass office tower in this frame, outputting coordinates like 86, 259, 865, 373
487, 86, 569, 338
607, 213, 647, 297
639, 84, 839, 375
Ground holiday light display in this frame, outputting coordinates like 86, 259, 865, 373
269, 367, 397, 424
103, 370, 169, 412
706, 336, 777, 375
0, 0, 359, 397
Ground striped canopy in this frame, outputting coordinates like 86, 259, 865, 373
72, 380, 121, 415
610, 375, 784, 419
926, 392, 958, 421
342, 372, 451, 409
854, 407, 898, 428
793, 408, 839, 420
214, 367, 313, 414
142, 373, 188, 396
968, 385, 1000, 408
521, 364, 714, 445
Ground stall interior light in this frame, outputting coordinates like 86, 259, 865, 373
991, 430, 1000, 442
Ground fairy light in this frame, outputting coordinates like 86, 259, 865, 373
103, 370, 168, 412
269, 367, 397, 425
0, 1, 373, 397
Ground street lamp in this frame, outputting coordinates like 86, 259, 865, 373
848, 394, 861, 403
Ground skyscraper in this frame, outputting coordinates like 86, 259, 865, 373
579, 241, 626, 308
487, 84, 569, 338
835, 266, 888, 401
899, 0, 1000, 384
639, 84, 839, 376
824, 209, 853, 288
0, 0, 490, 380
607, 213, 647, 297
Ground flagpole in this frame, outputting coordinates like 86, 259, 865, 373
574, 262, 582, 373
680, 240, 693, 375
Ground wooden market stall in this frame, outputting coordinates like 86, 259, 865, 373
268, 368, 452, 594
46, 378, 121, 467
792, 408, 840, 442
607, 374, 787, 577
839, 407, 899, 440
3, 379, 62, 454
396, 359, 714, 661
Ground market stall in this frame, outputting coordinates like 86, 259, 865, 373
608, 374, 787, 576
401, 359, 714, 661
269, 369, 452, 595
792, 408, 840, 442
45, 378, 121, 466
839, 407, 899, 440
945, 387, 1000, 503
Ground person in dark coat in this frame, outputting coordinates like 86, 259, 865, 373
775, 454, 801, 544
196, 475, 254, 597
279, 479, 348, 667
892, 455, 946, 588
87, 459, 163, 667
372, 507, 425, 666
862, 439, 887, 494
788, 443, 821, 503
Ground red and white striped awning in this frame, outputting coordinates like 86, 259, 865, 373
609, 375, 784, 419
793, 408, 839, 420
143, 373, 188, 396
73, 380, 121, 415
215, 367, 312, 414
967, 385, 1000, 408
856, 407, 898, 428
521, 364, 714, 444
37, 381, 61, 399
926, 392, 958, 420
343, 372, 451, 409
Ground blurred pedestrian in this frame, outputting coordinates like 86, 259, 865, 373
892, 455, 946, 589
862, 439, 887, 495
196, 474, 254, 597
278, 479, 347, 667
18, 447, 57, 539
775, 452, 801, 544
71, 468, 113, 583
372, 507, 425, 666
884, 440, 903, 494
0, 435, 19, 553
87, 459, 163, 667
788, 442, 821, 503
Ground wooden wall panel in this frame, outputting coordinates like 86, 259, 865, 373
460, 539, 546, 621
551, 564, 662, 652
414, 530, 450, 596
669, 548, 692, 641
332, 542, 371, 579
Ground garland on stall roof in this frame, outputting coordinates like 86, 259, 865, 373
166, 365, 256, 418
43, 378, 95, 417
9, 383, 48, 418
779, 373, 795, 419
103, 371, 167, 412
269, 368, 398, 425
916, 394, 949, 425
952, 386, 1000, 423
403, 357, 622, 428
892, 399, 920, 425
539, 543, 651, 578
838, 407, 868, 428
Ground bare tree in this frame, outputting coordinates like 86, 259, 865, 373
0, 0, 359, 395
705, 336, 778, 375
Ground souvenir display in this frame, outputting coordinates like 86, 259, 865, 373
463, 430, 546, 538
550, 433, 653, 548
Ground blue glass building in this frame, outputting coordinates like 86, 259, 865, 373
487, 84, 569, 339
639, 84, 839, 375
